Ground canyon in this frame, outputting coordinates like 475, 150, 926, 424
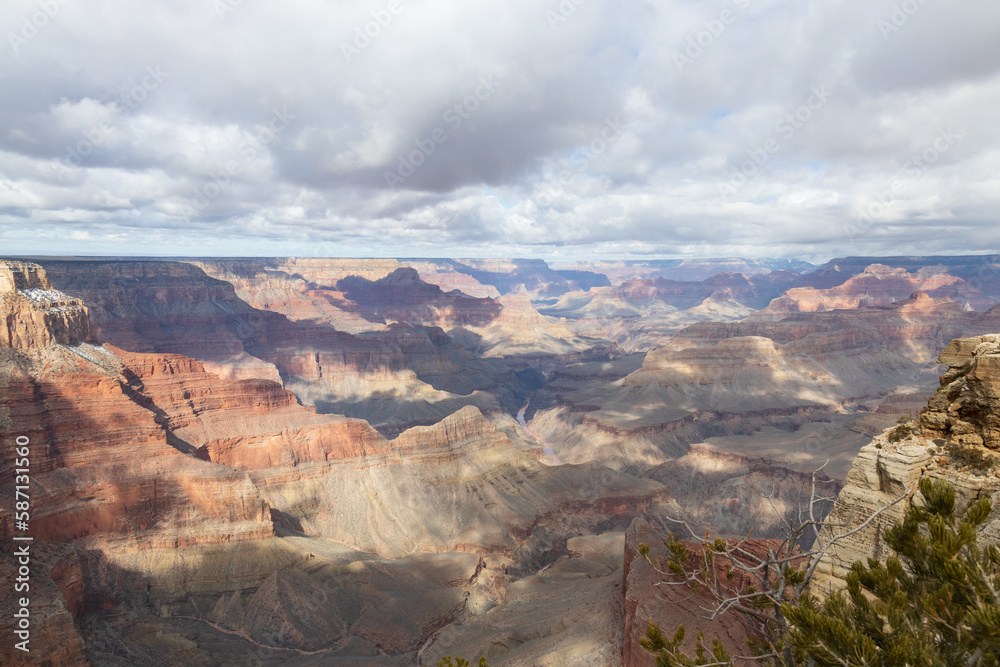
3, 254, 1000, 665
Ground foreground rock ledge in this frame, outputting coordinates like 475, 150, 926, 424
811, 334, 1000, 594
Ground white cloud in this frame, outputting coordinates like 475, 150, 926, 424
0, 0, 998, 259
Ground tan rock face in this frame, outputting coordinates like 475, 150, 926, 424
533, 293, 978, 474
0, 261, 95, 349
918, 334, 1000, 449
249, 405, 669, 559
812, 333, 1000, 595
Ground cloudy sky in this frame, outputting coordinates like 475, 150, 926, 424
1, 0, 998, 261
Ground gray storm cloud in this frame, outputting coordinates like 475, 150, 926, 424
0, 0, 998, 258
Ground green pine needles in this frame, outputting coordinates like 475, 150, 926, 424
644, 477, 1000, 666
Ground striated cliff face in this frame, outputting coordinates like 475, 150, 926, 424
336, 267, 503, 327
1, 260, 95, 349
249, 405, 669, 559
36, 259, 514, 435
538, 271, 800, 352
110, 345, 394, 469
0, 512, 91, 666
755, 264, 968, 318
465, 291, 612, 358
531, 293, 977, 475
811, 334, 1000, 594
918, 334, 1000, 448
196, 257, 610, 359
0, 264, 673, 664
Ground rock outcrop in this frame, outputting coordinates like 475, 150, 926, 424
810, 334, 1000, 594
36, 259, 515, 435
0, 260, 95, 349
336, 267, 503, 327
251, 405, 669, 559
916, 334, 1000, 448
424, 532, 626, 666
0, 515, 91, 666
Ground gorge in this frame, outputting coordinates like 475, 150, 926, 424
4, 255, 1000, 665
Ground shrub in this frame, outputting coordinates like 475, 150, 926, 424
437, 657, 488, 667
890, 425, 911, 441
944, 442, 999, 475
643, 478, 1000, 666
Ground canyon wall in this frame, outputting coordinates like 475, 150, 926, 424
811, 334, 1000, 594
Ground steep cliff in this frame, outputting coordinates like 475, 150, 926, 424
811, 334, 1000, 594
0, 260, 95, 349
250, 405, 669, 559
530, 294, 976, 474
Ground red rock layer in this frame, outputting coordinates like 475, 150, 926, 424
617, 271, 796, 311
107, 345, 393, 470
2, 371, 273, 545
622, 519, 766, 666
0, 514, 91, 666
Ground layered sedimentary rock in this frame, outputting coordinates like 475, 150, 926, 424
39, 259, 285, 381
552, 258, 814, 283
643, 446, 841, 539
800, 255, 1000, 300
109, 345, 393, 469
190, 257, 397, 333
249, 405, 669, 559
0, 266, 275, 665
851, 391, 933, 436
917, 334, 1000, 448
1, 263, 676, 665
195, 258, 611, 360
463, 291, 612, 358
38, 259, 513, 435
336, 267, 502, 327
811, 334, 1000, 594
530, 294, 977, 474
431, 258, 576, 297
0, 512, 91, 666
756, 264, 969, 318
0, 260, 95, 349
540, 271, 800, 351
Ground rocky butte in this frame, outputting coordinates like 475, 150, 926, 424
0, 260, 672, 665
4, 255, 1000, 665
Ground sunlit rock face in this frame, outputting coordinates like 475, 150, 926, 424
811, 334, 1000, 595
0, 262, 671, 664
531, 294, 975, 476
0, 260, 96, 349
752, 263, 971, 319
6, 255, 1000, 665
